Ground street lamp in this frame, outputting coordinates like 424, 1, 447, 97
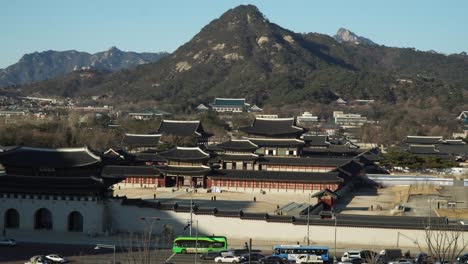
332, 214, 337, 263
307, 193, 311, 245
94, 243, 116, 264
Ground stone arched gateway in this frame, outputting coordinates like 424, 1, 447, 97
67, 211, 83, 232
34, 208, 53, 230
4, 208, 20, 228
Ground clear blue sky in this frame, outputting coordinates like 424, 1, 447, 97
1, 0, 467, 68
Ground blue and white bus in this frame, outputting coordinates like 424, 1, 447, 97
273, 245, 329, 263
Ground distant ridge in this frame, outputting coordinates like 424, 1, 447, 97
8, 5, 468, 112
0, 47, 168, 87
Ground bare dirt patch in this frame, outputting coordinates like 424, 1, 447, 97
435, 208, 468, 219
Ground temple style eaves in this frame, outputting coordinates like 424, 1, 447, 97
0, 146, 101, 168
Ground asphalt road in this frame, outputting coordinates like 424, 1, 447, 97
0, 243, 273, 264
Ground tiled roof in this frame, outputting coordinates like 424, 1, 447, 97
212, 98, 246, 107
248, 138, 305, 147
0, 175, 120, 195
302, 145, 363, 155
217, 153, 259, 161
408, 145, 440, 154
302, 135, 330, 147
216, 140, 258, 151
404, 136, 443, 145
0, 146, 101, 168
101, 165, 159, 177
157, 165, 211, 176
209, 170, 343, 183
123, 134, 161, 147
158, 147, 210, 161
240, 117, 305, 137
311, 189, 339, 199
157, 120, 211, 138
259, 156, 351, 167
134, 152, 166, 162
437, 144, 468, 155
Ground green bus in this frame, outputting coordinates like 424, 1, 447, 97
172, 236, 227, 253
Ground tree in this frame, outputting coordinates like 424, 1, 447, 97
421, 220, 467, 264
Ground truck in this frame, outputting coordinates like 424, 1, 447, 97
379, 249, 402, 263
296, 254, 325, 264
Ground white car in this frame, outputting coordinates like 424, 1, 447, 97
0, 238, 16, 246
215, 255, 241, 263
46, 254, 68, 263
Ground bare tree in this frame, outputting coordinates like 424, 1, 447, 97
121, 220, 174, 264
421, 219, 467, 264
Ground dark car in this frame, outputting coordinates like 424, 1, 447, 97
240, 253, 266, 262
351, 258, 363, 264
199, 251, 222, 260
259, 255, 290, 264
458, 253, 468, 264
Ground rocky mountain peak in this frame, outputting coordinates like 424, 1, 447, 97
334, 28, 376, 45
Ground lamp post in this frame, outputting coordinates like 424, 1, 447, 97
94, 243, 116, 264
333, 214, 337, 263
307, 193, 311, 245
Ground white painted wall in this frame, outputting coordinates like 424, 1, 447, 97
0, 196, 105, 234
366, 174, 454, 186
107, 200, 468, 248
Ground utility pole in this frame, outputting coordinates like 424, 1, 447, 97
307, 194, 310, 245
334, 214, 337, 263
189, 187, 194, 236
248, 238, 252, 264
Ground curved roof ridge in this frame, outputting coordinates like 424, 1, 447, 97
125, 133, 162, 137
215, 97, 245, 100
407, 135, 443, 138
163, 120, 200, 123
248, 138, 304, 142
223, 153, 259, 157
175, 146, 210, 156
255, 117, 294, 121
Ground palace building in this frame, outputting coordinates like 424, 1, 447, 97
156, 120, 212, 146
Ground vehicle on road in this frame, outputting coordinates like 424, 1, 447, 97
389, 259, 414, 264
457, 253, 468, 264
27, 256, 53, 264
259, 255, 290, 264
297, 254, 330, 264
415, 253, 429, 264
240, 253, 265, 262
199, 251, 221, 260
0, 238, 16, 246
339, 258, 363, 264
45, 254, 68, 263
342, 251, 362, 262
172, 236, 227, 253
273, 245, 329, 263
214, 255, 241, 263
380, 249, 403, 263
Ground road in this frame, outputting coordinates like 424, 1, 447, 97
0, 242, 273, 264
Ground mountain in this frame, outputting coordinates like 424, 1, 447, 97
334, 28, 376, 45
11, 5, 468, 112
0, 47, 168, 87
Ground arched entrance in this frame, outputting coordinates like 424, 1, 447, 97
34, 208, 53, 230
67, 211, 83, 232
4, 208, 19, 228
